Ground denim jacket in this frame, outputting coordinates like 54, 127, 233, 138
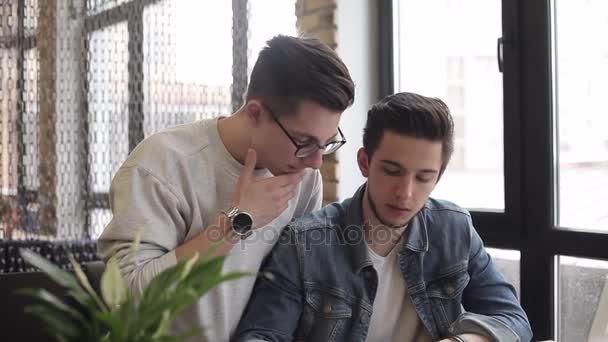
233, 185, 532, 342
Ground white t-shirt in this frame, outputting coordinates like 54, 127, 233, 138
366, 242, 433, 342
98, 118, 322, 341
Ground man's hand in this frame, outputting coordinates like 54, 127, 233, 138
176, 149, 304, 261
233, 148, 304, 228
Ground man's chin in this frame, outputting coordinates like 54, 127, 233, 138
381, 215, 411, 229
275, 166, 306, 176
269, 168, 293, 176
270, 169, 289, 176
389, 221, 409, 229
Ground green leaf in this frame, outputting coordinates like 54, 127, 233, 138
135, 257, 223, 332
179, 255, 225, 292
181, 256, 252, 296
153, 327, 202, 342
20, 248, 94, 311
100, 256, 128, 310
68, 253, 108, 313
126, 228, 143, 264
116, 297, 138, 340
147, 256, 250, 321
25, 305, 82, 340
65, 288, 96, 309
180, 253, 199, 281
20, 238, 249, 342
138, 259, 187, 311
20, 249, 83, 292
20, 288, 106, 341
18, 288, 87, 324
152, 309, 172, 338
199, 239, 223, 263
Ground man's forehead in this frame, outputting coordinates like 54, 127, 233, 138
378, 159, 439, 174
373, 134, 443, 168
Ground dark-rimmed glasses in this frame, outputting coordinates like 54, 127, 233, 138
263, 104, 346, 158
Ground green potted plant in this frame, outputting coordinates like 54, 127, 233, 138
19, 236, 248, 341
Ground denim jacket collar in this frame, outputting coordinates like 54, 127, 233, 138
345, 183, 429, 273
402, 213, 429, 253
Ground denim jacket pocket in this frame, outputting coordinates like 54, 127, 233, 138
298, 288, 353, 342
426, 270, 471, 333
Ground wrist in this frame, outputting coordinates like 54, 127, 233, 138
217, 213, 241, 244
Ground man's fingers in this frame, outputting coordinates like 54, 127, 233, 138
275, 185, 297, 201
236, 148, 257, 192
273, 170, 306, 188
280, 189, 297, 203
255, 170, 304, 189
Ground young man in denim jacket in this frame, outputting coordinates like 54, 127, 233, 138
232, 92, 532, 342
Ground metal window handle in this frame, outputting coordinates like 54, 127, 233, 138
497, 37, 504, 73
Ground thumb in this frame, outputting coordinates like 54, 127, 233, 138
236, 148, 257, 192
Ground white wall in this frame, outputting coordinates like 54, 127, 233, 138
336, 0, 379, 200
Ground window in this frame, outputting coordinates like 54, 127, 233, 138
1, 0, 297, 239
393, 0, 504, 211
247, 0, 297, 76
381, 0, 608, 339
87, 22, 130, 234
554, 0, 608, 232
558, 256, 608, 342
487, 247, 521, 297
1, 0, 39, 236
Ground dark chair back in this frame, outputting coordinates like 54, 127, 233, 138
0, 272, 66, 341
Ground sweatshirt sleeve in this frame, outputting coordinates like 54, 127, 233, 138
97, 165, 186, 297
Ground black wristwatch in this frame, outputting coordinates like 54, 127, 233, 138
222, 206, 254, 239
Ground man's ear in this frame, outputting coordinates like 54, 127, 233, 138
357, 148, 370, 178
245, 100, 264, 126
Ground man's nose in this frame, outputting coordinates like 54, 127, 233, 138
396, 176, 414, 200
301, 149, 324, 170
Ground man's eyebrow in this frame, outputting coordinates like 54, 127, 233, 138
291, 130, 339, 145
379, 159, 438, 174
291, 130, 318, 142
380, 160, 402, 168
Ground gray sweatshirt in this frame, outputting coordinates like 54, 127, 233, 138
98, 118, 322, 341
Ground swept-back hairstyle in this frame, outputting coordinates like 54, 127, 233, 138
246, 35, 355, 116
363, 92, 455, 178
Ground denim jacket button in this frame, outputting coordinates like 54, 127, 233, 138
323, 303, 332, 314
447, 285, 455, 295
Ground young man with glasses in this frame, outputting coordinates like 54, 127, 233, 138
98, 35, 355, 342
233, 92, 531, 342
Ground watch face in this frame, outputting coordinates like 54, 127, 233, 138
233, 212, 253, 235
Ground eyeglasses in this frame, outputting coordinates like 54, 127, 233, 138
263, 104, 346, 158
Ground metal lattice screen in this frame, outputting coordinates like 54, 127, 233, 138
0, 0, 296, 240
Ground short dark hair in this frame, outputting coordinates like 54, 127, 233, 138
246, 35, 355, 116
363, 92, 455, 178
